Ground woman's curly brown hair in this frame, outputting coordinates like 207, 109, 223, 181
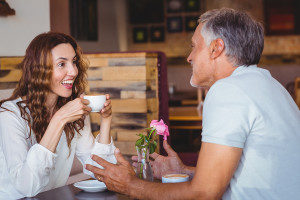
0, 32, 88, 149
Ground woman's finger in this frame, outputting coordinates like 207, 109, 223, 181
83, 105, 92, 112
81, 98, 90, 105
101, 104, 112, 113
104, 99, 111, 106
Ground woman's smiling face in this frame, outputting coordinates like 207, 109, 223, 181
50, 43, 78, 98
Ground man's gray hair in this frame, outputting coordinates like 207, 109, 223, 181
199, 8, 264, 66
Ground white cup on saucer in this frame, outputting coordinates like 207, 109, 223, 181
83, 95, 106, 112
162, 174, 189, 183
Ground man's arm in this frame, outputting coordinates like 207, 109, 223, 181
86, 142, 242, 200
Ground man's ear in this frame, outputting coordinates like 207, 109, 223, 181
209, 39, 225, 59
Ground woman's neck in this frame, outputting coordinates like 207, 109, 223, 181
45, 93, 58, 117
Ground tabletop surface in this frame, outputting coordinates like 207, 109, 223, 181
21, 184, 131, 200
169, 106, 202, 121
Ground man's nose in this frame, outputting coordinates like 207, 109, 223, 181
187, 54, 192, 63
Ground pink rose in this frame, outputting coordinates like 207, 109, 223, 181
150, 119, 169, 140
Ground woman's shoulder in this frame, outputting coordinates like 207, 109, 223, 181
0, 97, 23, 117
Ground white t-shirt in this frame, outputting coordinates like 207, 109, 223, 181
0, 97, 116, 199
202, 65, 300, 200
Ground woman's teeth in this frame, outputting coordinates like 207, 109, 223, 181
61, 80, 73, 85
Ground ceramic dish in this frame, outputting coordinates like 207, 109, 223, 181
74, 180, 107, 192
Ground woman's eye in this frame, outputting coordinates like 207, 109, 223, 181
58, 62, 65, 67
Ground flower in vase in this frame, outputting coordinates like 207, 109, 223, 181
150, 119, 169, 140
135, 119, 169, 154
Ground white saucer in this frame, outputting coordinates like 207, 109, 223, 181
74, 180, 107, 192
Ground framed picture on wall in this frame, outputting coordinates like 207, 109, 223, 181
133, 27, 148, 43
69, 0, 98, 41
167, 16, 183, 33
128, 0, 164, 24
150, 26, 165, 42
264, 0, 299, 35
185, 16, 198, 31
185, 0, 200, 12
167, 0, 184, 13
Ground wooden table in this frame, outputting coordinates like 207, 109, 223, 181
169, 107, 202, 130
20, 184, 130, 200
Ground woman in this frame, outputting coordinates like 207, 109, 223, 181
0, 32, 116, 199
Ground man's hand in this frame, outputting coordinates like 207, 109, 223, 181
132, 140, 188, 179
85, 148, 136, 195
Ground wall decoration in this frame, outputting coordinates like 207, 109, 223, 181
0, 0, 15, 16
185, 0, 200, 12
264, 0, 299, 35
167, 0, 184, 13
128, 0, 164, 24
133, 27, 148, 43
150, 26, 165, 42
185, 16, 198, 32
167, 16, 183, 33
69, 0, 98, 41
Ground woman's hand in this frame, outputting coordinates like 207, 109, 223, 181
54, 95, 92, 125
99, 94, 112, 119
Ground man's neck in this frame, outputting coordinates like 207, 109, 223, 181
213, 59, 238, 84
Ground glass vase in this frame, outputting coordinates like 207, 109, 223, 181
136, 146, 153, 181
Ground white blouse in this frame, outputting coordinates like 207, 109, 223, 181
0, 98, 116, 199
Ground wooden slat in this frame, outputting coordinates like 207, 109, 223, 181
86, 57, 108, 67
0, 82, 18, 89
102, 66, 146, 81
111, 99, 147, 113
146, 65, 157, 80
89, 112, 100, 125
87, 67, 102, 81
146, 79, 157, 91
0, 57, 22, 70
116, 129, 146, 141
88, 80, 146, 91
0, 70, 22, 82
121, 91, 146, 99
147, 112, 159, 125
108, 57, 146, 66
111, 113, 147, 127
114, 141, 137, 155
147, 98, 158, 113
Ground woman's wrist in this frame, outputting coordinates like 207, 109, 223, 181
100, 115, 112, 121
52, 111, 66, 128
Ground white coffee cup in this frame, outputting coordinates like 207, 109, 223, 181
162, 174, 189, 183
83, 95, 106, 112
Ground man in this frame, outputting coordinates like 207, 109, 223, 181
86, 8, 300, 200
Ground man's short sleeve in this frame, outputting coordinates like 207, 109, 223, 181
201, 81, 257, 148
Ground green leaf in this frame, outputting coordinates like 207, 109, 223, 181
149, 141, 157, 154
153, 140, 157, 146
135, 137, 144, 147
138, 133, 144, 137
